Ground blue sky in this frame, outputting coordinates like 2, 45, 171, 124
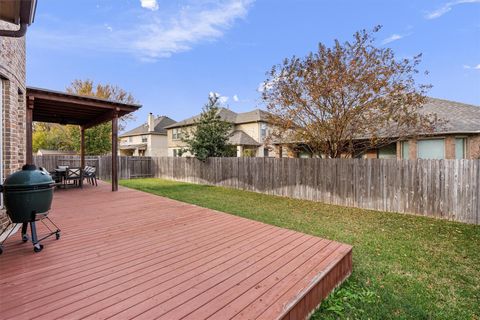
27, 0, 480, 132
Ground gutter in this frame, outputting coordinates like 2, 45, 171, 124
0, 23, 27, 38
0, 0, 37, 38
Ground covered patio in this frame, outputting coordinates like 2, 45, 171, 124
0, 182, 352, 319
26, 87, 141, 191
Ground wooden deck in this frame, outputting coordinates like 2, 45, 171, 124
0, 181, 352, 320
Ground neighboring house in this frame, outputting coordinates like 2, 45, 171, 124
119, 113, 176, 157
0, 1, 36, 231
274, 98, 480, 159
364, 98, 480, 160
165, 108, 272, 157
36, 149, 77, 156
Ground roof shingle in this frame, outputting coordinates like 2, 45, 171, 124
421, 98, 480, 134
228, 130, 260, 146
120, 116, 176, 137
164, 108, 271, 129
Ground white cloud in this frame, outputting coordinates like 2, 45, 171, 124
463, 64, 480, 69
382, 34, 404, 45
104, 23, 113, 32
233, 94, 239, 102
257, 82, 266, 93
257, 76, 282, 93
219, 96, 229, 104
209, 92, 229, 104
134, 0, 254, 59
29, 0, 254, 61
426, 0, 480, 19
140, 0, 159, 11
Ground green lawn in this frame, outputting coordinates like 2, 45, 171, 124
120, 178, 480, 320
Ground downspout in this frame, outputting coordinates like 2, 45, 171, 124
0, 23, 28, 38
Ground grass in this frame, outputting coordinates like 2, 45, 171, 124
120, 178, 480, 320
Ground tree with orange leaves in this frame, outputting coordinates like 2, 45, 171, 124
262, 26, 440, 158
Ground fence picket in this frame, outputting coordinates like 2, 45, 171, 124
33, 155, 479, 224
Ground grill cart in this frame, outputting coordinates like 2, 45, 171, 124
0, 164, 60, 254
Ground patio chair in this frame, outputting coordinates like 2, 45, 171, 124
48, 169, 62, 185
64, 167, 82, 188
83, 166, 98, 186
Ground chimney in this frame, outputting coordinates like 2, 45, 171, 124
148, 113, 155, 132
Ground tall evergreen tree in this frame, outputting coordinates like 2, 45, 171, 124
181, 94, 235, 161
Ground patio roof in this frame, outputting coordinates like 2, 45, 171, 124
27, 87, 141, 128
26, 87, 141, 191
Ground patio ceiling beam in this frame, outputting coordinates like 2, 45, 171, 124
83, 110, 118, 129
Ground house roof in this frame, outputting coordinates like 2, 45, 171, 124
235, 109, 271, 124
119, 143, 147, 150
421, 98, 480, 134
164, 108, 271, 129
120, 116, 176, 137
271, 97, 480, 145
228, 130, 260, 146
0, 0, 36, 25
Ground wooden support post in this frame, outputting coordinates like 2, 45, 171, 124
80, 126, 85, 188
111, 111, 119, 191
26, 97, 34, 165
80, 126, 85, 168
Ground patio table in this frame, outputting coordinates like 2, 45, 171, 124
54, 167, 83, 188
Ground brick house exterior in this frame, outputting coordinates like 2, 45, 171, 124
0, 20, 27, 231
373, 99, 480, 160
274, 98, 480, 160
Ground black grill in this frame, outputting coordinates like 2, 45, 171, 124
0, 164, 61, 254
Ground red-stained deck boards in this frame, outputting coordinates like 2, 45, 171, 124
0, 181, 351, 320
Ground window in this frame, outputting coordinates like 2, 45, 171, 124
141, 135, 147, 143
263, 148, 269, 157
172, 128, 182, 140
455, 138, 466, 159
401, 141, 409, 159
260, 123, 268, 140
417, 139, 445, 159
173, 149, 181, 157
378, 144, 397, 159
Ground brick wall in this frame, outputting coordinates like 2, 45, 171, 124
468, 135, 480, 159
0, 21, 27, 232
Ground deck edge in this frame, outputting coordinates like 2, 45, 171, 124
279, 246, 353, 320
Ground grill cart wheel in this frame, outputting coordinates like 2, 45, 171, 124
56, 232, 60, 240
22, 234, 29, 242
33, 244, 44, 253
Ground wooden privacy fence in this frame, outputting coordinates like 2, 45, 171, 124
152, 157, 480, 224
33, 155, 153, 180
